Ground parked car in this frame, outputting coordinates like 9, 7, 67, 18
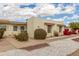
63, 29, 77, 35
71, 30, 76, 34
63, 29, 71, 35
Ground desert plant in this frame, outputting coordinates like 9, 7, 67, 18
15, 31, 28, 41
34, 28, 47, 40
53, 31, 59, 37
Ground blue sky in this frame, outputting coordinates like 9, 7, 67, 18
0, 3, 79, 25
16, 3, 79, 25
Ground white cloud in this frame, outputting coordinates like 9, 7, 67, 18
72, 15, 79, 19
46, 17, 51, 20
53, 18, 64, 21
46, 16, 64, 21
0, 3, 77, 22
34, 4, 61, 15
0, 4, 19, 21
64, 15, 79, 25
0, 4, 37, 21
67, 14, 79, 19
63, 5, 75, 14
33, 3, 75, 16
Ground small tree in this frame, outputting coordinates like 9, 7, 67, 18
69, 22, 79, 30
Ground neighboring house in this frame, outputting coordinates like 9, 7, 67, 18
27, 17, 64, 38
0, 17, 64, 38
0, 19, 27, 37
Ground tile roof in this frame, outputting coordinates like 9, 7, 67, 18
0, 19, 26, 25
0, 19, 10, 24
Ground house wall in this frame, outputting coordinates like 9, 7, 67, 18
1, 17, 64, 38
3, 24, 26, 37
4, 25, 20, 37
27, 17, 64, 38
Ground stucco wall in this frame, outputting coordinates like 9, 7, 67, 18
27, 17, 64, 38
3, 24, 26, 37
3, 17, 64, 38
4, 25, 20, 37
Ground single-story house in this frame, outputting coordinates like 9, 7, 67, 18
27, 17, 64, 38
0, 19, 27, 37
0, 17, 64, 38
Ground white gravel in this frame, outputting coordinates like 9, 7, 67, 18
0, 37, 79, 56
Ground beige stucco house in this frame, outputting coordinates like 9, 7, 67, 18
0, 19, 27, 37
0, 17, 64, 38
27, 17, 64, 38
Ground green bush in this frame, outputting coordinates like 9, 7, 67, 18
53, 31, 59, 37
34, 28, 47, 40
0, 28, 5, 39
15, 31, 28, 41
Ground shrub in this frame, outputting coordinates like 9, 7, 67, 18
34, 28, 47, 40
53, 31, 59, 37
15, 31, 28, 41
0, 28, 5, 39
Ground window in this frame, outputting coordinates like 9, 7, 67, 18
47, 25, 52, 33
59, 26, 62, 32
0, 25, 6, 30
13, 26, 17, 31
20, 26, 24, 31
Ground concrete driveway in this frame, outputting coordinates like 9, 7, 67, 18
0, 38, 16, 52
0, 36, 79, 56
